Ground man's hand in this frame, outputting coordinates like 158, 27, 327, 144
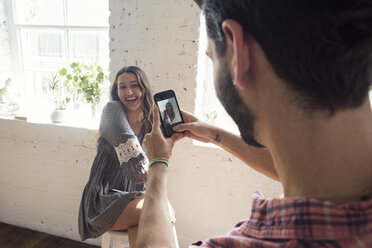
144, 106, 183, 161
173, 110, 215, 143
174, 110, 279, 181
137, 106, 181, 248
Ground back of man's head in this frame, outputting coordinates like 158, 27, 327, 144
197, 0, 372, 114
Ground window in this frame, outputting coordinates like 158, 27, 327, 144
7, 0, 109, 118
195, 13, 239, 142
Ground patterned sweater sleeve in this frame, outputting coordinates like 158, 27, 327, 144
99, 101, 148, 183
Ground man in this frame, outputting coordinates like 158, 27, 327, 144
136, 0, 372, 247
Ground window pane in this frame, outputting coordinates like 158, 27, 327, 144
20, 29, 66, 71
195, 13, 239, 134
13, 0, 64, 25
24, 70, 53, 95
203, 57, 239, 134
23, 70, 57, 107
69, 30, 109, 66
67, 0, 109, 26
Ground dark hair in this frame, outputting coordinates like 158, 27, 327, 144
110, 66, 154, 134
164, 102, 175, 121
200, 0, 372, 114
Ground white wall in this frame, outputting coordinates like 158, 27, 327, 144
0, 0, 13, 88
0, 118, 100, 246
0, 0, 282, 247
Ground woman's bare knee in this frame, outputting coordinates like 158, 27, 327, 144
110, 196, 144, 230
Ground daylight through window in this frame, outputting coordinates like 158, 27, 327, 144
9, 0, 109, 117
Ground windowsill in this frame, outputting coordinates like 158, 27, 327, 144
0, 109, 100, 130
1, 99, 106, 130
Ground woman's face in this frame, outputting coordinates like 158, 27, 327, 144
166, 103, 172, 112
117, 72, 143, 112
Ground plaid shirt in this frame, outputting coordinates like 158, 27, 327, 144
190, 191, 372, 247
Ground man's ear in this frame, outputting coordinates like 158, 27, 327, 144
221, 19, 250, 89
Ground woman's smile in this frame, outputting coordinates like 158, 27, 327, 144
117, 72, 143, 112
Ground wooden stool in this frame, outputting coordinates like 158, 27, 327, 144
101, 230, 130, 248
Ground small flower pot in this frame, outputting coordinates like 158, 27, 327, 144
50, 109, 68, 123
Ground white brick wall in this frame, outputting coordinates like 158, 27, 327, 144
0, 1, 282, 247
109, 0, 200, 108
0, 118, 100, 246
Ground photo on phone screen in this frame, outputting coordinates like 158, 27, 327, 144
154, 90, 184, 137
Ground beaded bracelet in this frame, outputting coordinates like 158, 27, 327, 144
149, 158, 169, 168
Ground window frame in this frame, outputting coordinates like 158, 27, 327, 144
194, 13, 239, 143
5, 0, 109, 111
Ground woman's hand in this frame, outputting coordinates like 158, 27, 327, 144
144, 106, 183, 161
173, 110, 216, 143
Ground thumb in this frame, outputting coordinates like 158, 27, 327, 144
152, 105, 162, 132
171, 133, 184, 143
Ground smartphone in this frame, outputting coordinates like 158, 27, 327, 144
154, 90, 184, 137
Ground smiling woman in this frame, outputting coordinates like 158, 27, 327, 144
78, 66, 154, 247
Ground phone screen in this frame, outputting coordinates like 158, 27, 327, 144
154, 90, 184, 137
158, 97, 182, 125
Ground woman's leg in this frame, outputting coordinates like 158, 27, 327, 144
110, 196, 144, 246
110, 196, 177, 247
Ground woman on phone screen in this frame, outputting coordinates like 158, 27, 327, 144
163, 102, 176, 125
78, 66, 154, 247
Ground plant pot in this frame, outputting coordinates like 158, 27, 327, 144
50, 109, 68, 123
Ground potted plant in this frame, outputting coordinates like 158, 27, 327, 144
205, 110, 217, 125
59, 62, 108, 118
48, 73, 71, 123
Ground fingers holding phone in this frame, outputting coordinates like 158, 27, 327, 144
173, 110, 214, 143
144, 106, 182, 161
145, 90, 185, 162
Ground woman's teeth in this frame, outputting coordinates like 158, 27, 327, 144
126, 97, 137, 102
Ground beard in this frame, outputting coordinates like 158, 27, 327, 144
215, 62, 264, 148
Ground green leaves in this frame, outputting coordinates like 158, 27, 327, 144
48, 72, 70, 110
59, 67, 67, 76
205, 111, 218, 125
71, 62, 79, 68
58, 62, 109, 107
